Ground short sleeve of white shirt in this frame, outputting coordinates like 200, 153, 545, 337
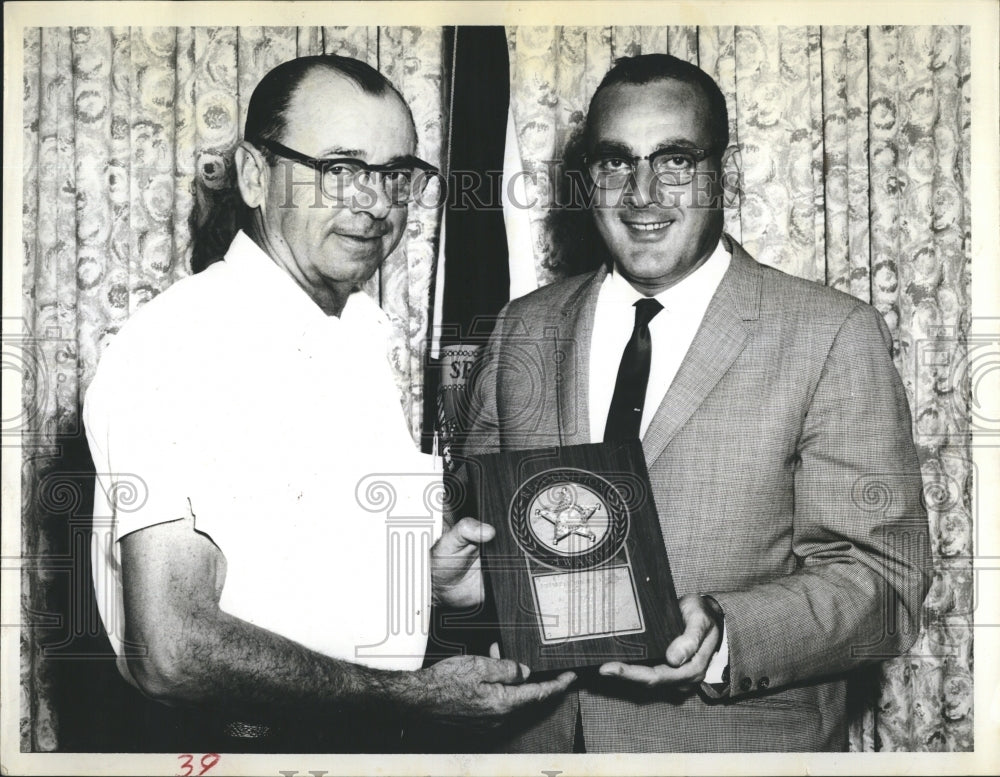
84, 330, 197, 542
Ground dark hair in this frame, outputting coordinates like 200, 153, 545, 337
243, 54, 410, 159
586, 53, 730, 152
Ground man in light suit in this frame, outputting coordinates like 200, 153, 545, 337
459, 54, 932, 752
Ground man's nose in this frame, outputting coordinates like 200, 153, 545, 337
350, 173, 394, 218
622, 161, 656, 208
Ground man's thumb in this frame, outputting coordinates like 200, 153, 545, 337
454, 517, 496, 546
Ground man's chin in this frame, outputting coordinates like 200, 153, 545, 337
614, 251, 687, 287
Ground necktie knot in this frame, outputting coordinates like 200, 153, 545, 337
633, 298, 664, 329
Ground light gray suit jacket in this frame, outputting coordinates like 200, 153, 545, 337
460, 235, 931, 752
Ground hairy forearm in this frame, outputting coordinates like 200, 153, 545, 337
130, 604, 572, 727
131, 606, 423, 719
118, 516, 572, 724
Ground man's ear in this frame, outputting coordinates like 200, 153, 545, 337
720, 144, 741, 209
234, 141, 268, 210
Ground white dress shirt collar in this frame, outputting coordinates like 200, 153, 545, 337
224, 229, 390, 336
605, 237, 732, 312
589, 237, 733, 443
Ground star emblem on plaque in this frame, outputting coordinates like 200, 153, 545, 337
460, 441, 684, 672
527, 482, 608, 551
514, 474, 626, 568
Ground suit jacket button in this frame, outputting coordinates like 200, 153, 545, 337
739, 677, 753, 692
758, 676, 770, 689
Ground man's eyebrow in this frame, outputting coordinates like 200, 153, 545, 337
315, 149, 422, 167
590, 138, 706, 156
652, 138, 703, 152
590, 140, 633, 156
316, 147, 366, 158
381, 153, 423, 167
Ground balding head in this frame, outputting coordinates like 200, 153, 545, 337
244, 54, 414, 158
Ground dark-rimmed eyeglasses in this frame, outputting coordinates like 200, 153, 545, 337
251, 137, 439, 203
584, 146, 720, 189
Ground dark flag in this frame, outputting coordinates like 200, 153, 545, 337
428, 26, 512, 465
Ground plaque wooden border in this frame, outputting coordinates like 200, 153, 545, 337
465, 441, 684, 673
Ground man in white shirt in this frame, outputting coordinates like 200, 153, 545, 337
85, 54, 573, 752
462, 53, 930, 751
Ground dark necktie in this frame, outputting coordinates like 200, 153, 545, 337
604, 298, 664, 441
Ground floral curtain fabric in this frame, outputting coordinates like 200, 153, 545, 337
20, 25, 971, 753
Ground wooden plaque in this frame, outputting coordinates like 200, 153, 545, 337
464, 441, 684, 673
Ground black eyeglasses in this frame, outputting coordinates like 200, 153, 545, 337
252, 138, 439, 203
584, 146, 720, 189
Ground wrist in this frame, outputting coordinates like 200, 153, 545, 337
700, 594, 730, 692
363, 664, 425, 718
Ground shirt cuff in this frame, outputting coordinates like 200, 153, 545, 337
704, 621, 729, 684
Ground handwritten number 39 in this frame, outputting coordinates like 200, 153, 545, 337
177, 753, 220, 776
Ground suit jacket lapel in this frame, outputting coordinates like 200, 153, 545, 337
555, 266, 607, 445
642, 236, 763, 466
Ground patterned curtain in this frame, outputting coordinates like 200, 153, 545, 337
20, 24, 972, 753
20, 26, 445, 752
506, 25, 972, 752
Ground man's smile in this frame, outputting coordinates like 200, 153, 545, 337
331, 225, 391, 242
621, 217, 674, 236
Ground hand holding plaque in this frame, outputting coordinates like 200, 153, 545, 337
463, 441, 684, 673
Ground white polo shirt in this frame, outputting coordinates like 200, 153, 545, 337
85, 231, 439, 684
